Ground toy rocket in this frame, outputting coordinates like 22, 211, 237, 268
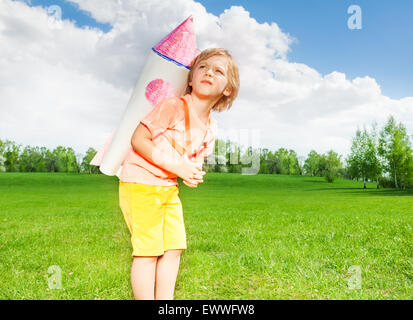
90, 16, 198, 176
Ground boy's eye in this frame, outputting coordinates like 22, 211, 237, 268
216, 69, 223, 74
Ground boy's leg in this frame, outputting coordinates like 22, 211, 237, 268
155, 249, 183, 300
131, 256, 158, 300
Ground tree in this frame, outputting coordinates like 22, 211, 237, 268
81, 148, 100, 174
347, 123, 383, 189
0, 154, 5, 172
321, 150, 342, 183
297, 155, 305, 175
19, 146, 35, 172
0, 139, 5, 156
286, 149, 300, 175
364, 123, 383, 188
258, 148, 270, 174
273, 148, 290, 174
3, 140, 21, 172
66, 147, 80, 173
0, 139, 6, 172
265, 150, 277, 174
304, 150, 321, 176
53, 146, 68, 172
378, 115, 413, 189
36, 147, 49, 172
346, 127, 369, 188
45, 149, 58, 172
51, 146, 79, 173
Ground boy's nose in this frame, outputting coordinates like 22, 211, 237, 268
205, 68, 214, 76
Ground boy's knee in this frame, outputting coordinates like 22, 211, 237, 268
162, 249, 183, 259
133, 256, 158, 264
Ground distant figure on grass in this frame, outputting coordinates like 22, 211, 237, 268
119, 48, 240, 299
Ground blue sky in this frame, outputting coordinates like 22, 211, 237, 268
19, 0, 413, 99
19, 0, 112, 31
201, 0, 413, 100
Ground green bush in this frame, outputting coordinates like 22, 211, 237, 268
378, 176, 395, 188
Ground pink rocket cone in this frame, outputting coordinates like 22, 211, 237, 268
153, 15, 198, 68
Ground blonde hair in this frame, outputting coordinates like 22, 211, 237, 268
185, 48, 240, 112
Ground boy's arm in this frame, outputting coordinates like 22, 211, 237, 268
131, 122, 205, 184
131, 123, 181, 176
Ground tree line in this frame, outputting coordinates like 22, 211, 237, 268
0, 144, 99, 174
203, 115, 412, 189
1, 115, 411, 189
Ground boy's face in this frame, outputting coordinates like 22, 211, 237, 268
189, 55, 232, 100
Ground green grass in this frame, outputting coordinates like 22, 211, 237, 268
0, 172, 412, 299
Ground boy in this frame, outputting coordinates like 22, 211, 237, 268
118, 48, 240, 299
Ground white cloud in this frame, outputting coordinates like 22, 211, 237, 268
0, 0, 411, 162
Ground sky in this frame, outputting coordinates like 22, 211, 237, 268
1, 0, 412, 164
201, 0, 413, 100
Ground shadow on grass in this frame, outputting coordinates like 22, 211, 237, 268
305, 187, 413, 196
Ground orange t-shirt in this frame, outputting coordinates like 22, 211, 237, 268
118, 94, 218, 186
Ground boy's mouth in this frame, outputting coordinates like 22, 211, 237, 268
201, 80, 212, 85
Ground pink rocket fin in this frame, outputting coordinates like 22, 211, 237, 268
153, 15, 198, 68
90, 130, 116, 166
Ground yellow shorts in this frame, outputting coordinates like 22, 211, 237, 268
118, 181, 186, 257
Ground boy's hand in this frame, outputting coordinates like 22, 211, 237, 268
183, 173, 204, 187
183, 179, 199, 188
179, 154, 205, 187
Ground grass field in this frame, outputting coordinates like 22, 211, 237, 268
0, 172, 412, 300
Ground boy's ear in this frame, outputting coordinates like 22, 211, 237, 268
223, 87, 232, 96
